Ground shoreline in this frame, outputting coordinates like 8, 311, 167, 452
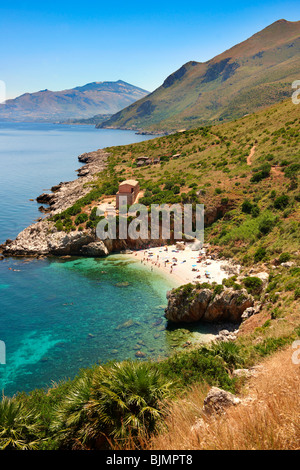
125, 243, 237, 288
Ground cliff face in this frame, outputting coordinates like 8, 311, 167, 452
165, 285, 254, 323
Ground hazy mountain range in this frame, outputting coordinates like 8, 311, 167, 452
0, 80, 149, 122
98, 19, 300, 132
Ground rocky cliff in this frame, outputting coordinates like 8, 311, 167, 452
165, 284, 254, 323
1, 149, 109, 256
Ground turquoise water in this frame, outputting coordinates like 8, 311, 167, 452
0, 255, 176, 396
0, 122, 180, 397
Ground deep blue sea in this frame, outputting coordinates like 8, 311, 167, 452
0, 122, 212, 397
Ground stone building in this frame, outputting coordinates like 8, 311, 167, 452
116, 180, 140, 209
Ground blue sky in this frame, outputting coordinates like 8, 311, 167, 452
1, 0, 300, 99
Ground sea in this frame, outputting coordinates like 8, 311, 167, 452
0, 122, 212, 397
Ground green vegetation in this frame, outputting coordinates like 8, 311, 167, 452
243, 276, 263, 295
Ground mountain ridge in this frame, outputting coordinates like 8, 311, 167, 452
0, 80, 149, 123
99, 19, 300, 132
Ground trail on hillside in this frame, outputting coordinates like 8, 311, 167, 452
271, 166, 283, 177
247, 145, 256, 165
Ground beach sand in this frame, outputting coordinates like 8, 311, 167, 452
129, 243, 236, 288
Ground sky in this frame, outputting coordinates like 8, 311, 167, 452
1, 0, 300, 99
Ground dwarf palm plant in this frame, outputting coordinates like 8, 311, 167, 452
0, 396, 42, 450
50, 371, 93, 449
87, 361, 174, 441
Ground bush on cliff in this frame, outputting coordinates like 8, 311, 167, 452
243, 276, 263, 295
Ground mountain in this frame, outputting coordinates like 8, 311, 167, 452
99, 19, 300, 132
0, 80, 149, 122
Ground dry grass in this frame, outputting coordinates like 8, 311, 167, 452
139, 347, 300, 450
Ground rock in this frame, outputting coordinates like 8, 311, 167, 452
254, 272, 269, 286
219, 329, 230, 336
165, 286, 253, 324
241, 306, 256, 320
165, 288, 212, 323
116, 319, 135, 330
204, 289, 253, 323
241, 301, 262, 320
3, 220, 96, 256
36, 193, 53, 204
232, 369, 253, 379
81, 241, 109, 257
152, 318, 163, 327
135, 350, 146, 358
281, 261, 295, 268
203, 387, 241, 415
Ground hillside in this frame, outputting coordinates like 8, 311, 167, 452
99, 19, 300, 132
0, 80, 149, 123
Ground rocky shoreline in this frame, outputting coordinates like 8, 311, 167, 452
0, 147, 171, 257
0, 149, 110, 257
165, 285, 254, 324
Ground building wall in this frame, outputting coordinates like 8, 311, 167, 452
116, 182, 139, 209
116, 192, 134, 209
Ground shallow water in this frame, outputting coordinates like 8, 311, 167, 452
0, 255, 179, 395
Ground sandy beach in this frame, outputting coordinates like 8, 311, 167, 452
129, 243, 237, 287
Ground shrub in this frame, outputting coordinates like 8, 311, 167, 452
213, 284, 224, 297
254, 247, 267, 263
55, 221, 64, 232
251, 204, 260, 218
241, 200, 253, 214
258, 217, 275, 235
284, 163, 300, 179
274, 195, 289, 210
250, 163, 271, 183
74, 213, 88, 226
278, 252, 291, 263
0, 397, 42, 450
243, 276, 263, 294
89, 362, 173, 440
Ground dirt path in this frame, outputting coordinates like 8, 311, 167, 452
247, 145, 256, 166
271, 166, 283, 177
